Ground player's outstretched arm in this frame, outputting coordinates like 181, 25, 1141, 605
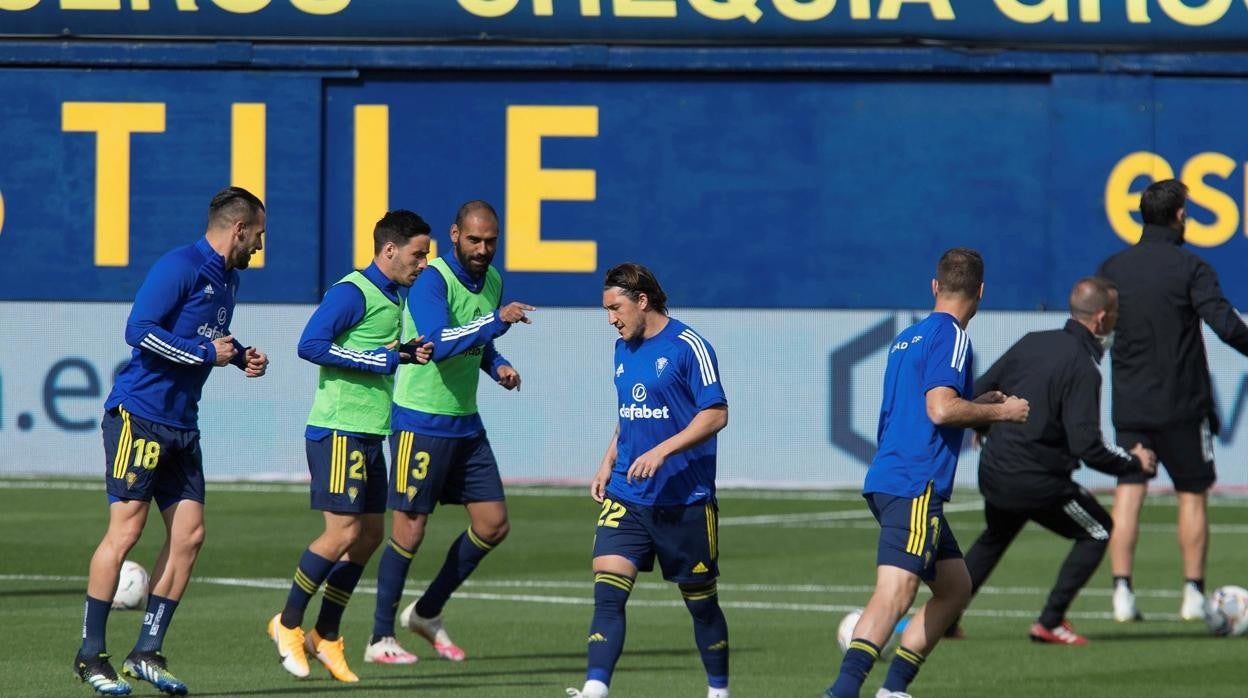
1190, 260, 1248, 356
926, 386, 1028, 429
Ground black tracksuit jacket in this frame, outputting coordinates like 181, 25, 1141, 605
974, 320, 1140, 508
1098, 224, 1248, 432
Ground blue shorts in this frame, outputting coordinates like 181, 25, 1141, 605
591, 495, 720, 584
387, 430, 504, 513
102, 406, 204, 510
307, 432, 388, 514
867, 483, 962, 582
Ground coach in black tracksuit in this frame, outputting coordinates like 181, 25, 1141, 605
954, 278, 1156, 644
1098, 178, 1248, 623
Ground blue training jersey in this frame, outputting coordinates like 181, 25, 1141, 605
863, 311, 973, 501
607, 317, 727, 507
105, 238, 247, 429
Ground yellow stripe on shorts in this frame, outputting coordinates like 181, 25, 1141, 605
396, 431, 413, 494
112, 407, 133, 480
907, 483, 932, 556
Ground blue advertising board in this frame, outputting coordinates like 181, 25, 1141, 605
4, 68, 1248, 309
3, 1, 1248, 46
0, 68, 322, 302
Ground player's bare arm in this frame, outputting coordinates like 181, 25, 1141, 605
926, 386, 1028, 428
591, 426, 619, 503
626, 405, 728, 484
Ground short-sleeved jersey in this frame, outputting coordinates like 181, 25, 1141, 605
105, 238, 241, 429
863, 312, 973, 501
607, 317, 727, 507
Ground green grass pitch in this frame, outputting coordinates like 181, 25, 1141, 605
1, 479, 1245, 697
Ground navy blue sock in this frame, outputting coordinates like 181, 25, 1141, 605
280, 549, 334, 628
132, 594, 179, 654
414, 528, 495, 619
882, 645, 925, 693
1187, 578, 1205, 594
680, 581, 729, 689
828, 639, 880, 698
372, 538, 415, 641
315, 561, 365, 641
1113, 575, 1132, 591
586, 573, 632, 686
80, 595, 112, 657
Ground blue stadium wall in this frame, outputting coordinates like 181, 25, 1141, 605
3, 20, 1248, 488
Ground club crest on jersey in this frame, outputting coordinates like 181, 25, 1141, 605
655, 356, 669, 377
615, 364, 624, 377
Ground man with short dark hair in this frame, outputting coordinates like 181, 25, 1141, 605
826, 248, 1030, 698
75, 186, 270, 696
952, 277, 1157, 645
1099, 178, 1248, 622
366, 200, 536, 665
267, 210, 434, 683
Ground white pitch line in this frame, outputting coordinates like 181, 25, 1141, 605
1, 573, 1161, 621
0, 573, 1186, 603
719, 501, 985, 527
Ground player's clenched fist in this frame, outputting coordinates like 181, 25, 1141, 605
1000, 395, 1029, 423
244, 346, 268, 377
211, 335, 237, 366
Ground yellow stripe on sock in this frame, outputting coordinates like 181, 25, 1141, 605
388, 538, 415, 559
294, 569, 318, 594
322, 585, 352, 606
848, 640, 879, 659
466, 527, 494, 551
681, 581, 717, 601
896, 647, 925, 666
594, 572, 634, 593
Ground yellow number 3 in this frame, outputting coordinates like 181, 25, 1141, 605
412, 451, 430, 481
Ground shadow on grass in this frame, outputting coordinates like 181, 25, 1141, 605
1087, 629, 1221, 642
0, 587, 85, 598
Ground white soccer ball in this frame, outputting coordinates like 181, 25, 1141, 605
112, 560, 149, 610
1204, 585, 1248, 637
837, 608, 909, 655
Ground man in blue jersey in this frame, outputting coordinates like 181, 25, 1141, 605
267, 210, 435, 683
74, 187, 270, 696
366, 200, 535, 665
827, 248, 1030, 698
567, 262, 730, 698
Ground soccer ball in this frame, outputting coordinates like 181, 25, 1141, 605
837, 608, 910, 655
112, 560, 149, 610
1204, 585, 1248, 637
